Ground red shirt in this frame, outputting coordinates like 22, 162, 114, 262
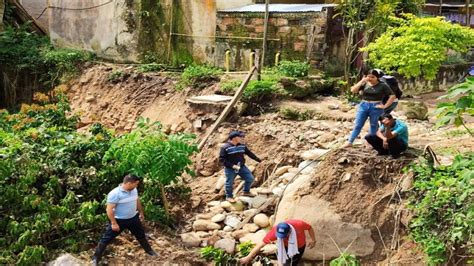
263, 219, 312, 248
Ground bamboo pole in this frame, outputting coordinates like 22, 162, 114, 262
167, 0, 174, 64
198, 66, 257, 150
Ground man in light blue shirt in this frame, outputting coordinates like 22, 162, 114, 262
92, 174, 157, 265
365, 113, 408, 159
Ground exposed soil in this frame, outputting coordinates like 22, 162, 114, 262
64, 65, 472, 265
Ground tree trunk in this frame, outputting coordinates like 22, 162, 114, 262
0, 0, 5, 32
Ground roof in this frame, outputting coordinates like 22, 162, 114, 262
218, 4, 337, 13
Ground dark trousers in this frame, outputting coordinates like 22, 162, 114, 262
365, 134, 407, 158
283, 246, 306, 266
99, 213, 146, 245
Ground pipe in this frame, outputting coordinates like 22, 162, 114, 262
225, 50, 231, 72
249, 51, 255, 71
275, 52, 281, 66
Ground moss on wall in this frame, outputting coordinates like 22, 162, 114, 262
170, 1, 194, 66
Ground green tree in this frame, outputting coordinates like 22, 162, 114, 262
435, 77, 474, 136
363, 15, 474, 80
103, 118, 198, 219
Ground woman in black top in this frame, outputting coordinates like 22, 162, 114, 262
343, 69, 396, 147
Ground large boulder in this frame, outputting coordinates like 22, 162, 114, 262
275, 173, 376, 260
239, 229, 268, 245
180, 232, 202, 247
48, 254, 82, 266
253, 214, 270, 228
192, 220, 221, 231
398, 100, 428, 120
214, 238, 236, 254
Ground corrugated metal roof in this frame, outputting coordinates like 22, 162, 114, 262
218, 4, 336, 13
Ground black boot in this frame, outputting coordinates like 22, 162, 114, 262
138, 238, 158, 256
91, 243, 107, 266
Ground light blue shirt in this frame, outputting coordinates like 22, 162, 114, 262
107, 185, 138, 219
380, 120, 409, 145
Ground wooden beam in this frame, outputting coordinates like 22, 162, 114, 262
197, 66, 257, 150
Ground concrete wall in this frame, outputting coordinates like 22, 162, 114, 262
19, 0, 48, 31
397, 63, 471, 96
214, 10, 330, 70
48, 0, 139, 62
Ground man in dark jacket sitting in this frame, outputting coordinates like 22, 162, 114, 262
219, 131, 261, 202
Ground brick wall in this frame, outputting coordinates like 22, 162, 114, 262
215, 11, 329, 70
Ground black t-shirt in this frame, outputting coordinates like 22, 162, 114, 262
361, 82, 394, 101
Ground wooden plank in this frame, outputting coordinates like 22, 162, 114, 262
197, 66, 257, 150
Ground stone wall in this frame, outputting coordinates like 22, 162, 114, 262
397, 63, 471, 96
215, 10, 330, 70
48, 0, 140, 62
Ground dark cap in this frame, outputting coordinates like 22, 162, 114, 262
276, 222, 291, 238
229, 130, 245, 140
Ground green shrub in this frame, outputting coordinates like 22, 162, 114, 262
408, 153, 474, 264
280, 107, 315, 121
42, 48, 94, 85
200, 246, 235, 266
136, 63, 165, 73
0, 92, 197, 264
243, 79, 279, 102
107, 69, 124, 82
220, 79, 242, 94
181, 64, 223, 88
330, 253, 361, 266
276, 60, 310, 78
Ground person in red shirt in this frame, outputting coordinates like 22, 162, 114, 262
240, 219, 316, 265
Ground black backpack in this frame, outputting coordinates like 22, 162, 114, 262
380, 75, 402, 103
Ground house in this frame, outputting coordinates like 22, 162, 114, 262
423, 0, 473, 27
44, 0, 339, 69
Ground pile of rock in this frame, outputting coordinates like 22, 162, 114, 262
181, 148, 329, 256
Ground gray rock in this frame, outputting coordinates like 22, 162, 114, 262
214, 238, 236, 254
211, 213, 226, 223
180, 232, 202, 247
224, 215, 241, 228
48, 254, 82, 266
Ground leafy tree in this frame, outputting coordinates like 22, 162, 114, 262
363, 15, 474, 80
103, 118, 198, 219
435, 77, 474, 136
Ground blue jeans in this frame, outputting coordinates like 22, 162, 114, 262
348, 101, 384, 144
384, 101, 398, 114
225, 165, 254, 198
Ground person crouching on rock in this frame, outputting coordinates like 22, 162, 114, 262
219, 130, 261, 203
240, 219, 316, 266
365, 113, 409, 159
91, 174, 157, 265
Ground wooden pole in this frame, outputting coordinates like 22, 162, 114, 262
197, 66, 257, 150
261, 0, 270, 71
466, 0, 471, 27
167, 0, 174, 64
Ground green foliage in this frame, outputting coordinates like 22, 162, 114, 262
107, 69, 125, 82
236, 241, 255, 257
0, 92, 114, 264
363, 15, 474, 80
443, 53, 467, 65
276, 60, 310, 78
103, 118, 198, 221
280, 107, 315, 121
42, 48, 94, 86
136, 63, 165, 73
408, 153, 474, 264
181, 64, 223, 88
200, 246, 236, 266
0, 26, 93, 90
243, 80, 279, 103
200, 242, 266, 266
0, 93, 197, 263
220, 79, 242, 94
435, 77, 474, 136
330, 252, 361, 266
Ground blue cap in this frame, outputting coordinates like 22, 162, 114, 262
276, 222, 291, 238
229, 130, 245, 140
